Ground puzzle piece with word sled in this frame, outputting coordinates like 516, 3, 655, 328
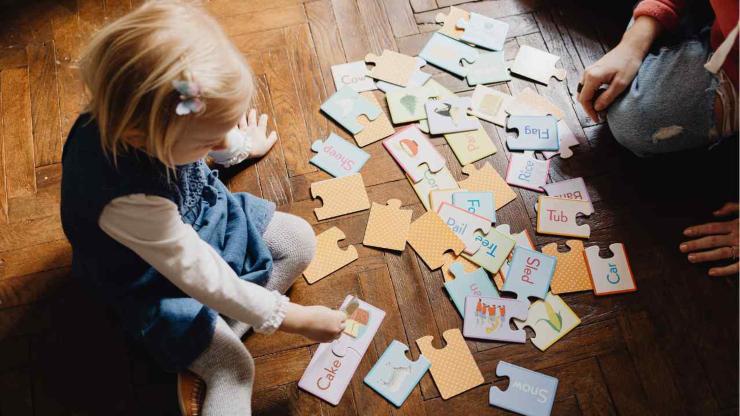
425, 96, 480, 135
444, 262, 499, 316
311, 173, 370, 220
543, 240, 592, 294
364, 340, 430, 407
459, 162, 517, 210
419, 32, 479, 77
416, 329, 484, 399
470, 84, 514, 127
310, 133, 370, 177
383, 125, 445, 183
495, 225, 536, 289
464, 51, 511, 86
542, 120, 579, 159
514, 292, 581, 351
506, 115, 559, 151
489, 361, 559, 416
503, 246, 556, 306
321, 86, 381, 134
509, 45, 566, 86
435, 6, 469, 40
445, 127, 497, 166
506, 87, 565, 120
298, 296, 385, 405
354, 92, 395, 147
506, 151, 550, 192
456, 12, 508, 51
365, 50, 425, 87
542, 177, 592, 211
585, 243, 637, 295
331, 61, 376, 92
303, 227, 358, 284
463, 295, 528, 342
437, 202, 492, 255
363, 199, 412, 251
462, 225, 515, 274
410, 167, 459, 210
536, 196, 594, 238
452, 191, 495, 223
407, 211, 465, 270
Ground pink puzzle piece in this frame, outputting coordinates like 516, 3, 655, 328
383, 125, 446, 183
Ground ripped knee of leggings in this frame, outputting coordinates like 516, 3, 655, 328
651, 125, 685, 141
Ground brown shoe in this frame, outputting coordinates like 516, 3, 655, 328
177, 370, 205, 416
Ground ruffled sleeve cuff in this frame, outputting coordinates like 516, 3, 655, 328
209, 127, 252, 167
253, 291, 289, 335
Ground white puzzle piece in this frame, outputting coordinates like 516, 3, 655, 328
536, 196, 594, 238
585, 243, 637, 295
321, 86, 381, 134
456, 13, 508, 51
425, 96, 480, 135
464, 51, 511, 86
364, 340, 430, 407
463, 295, 528, 343
542, 177, 593, 212
430, 188, 467, 213
489, 361, 559, 416
383, 125, 445, 183
506, 152, 550, 192
542, 120, 578, 159
452, 191, 495, 223
410, 167, 459, 210
503, 247, 556, 305
419, 32, 479, 77
331, 61, 376, 92
310, 133, 370, 177
506, 115, 559, 152
509, 45, 566, 86
469, 84, 513, 127
437, 202, 492, 255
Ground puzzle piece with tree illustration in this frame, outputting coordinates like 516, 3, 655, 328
509, 45, 566, 86
425, 96, 480, 135
365, 50, 425, 87
489, 361, 559, 416
506, 115, 559, 151
456, 12, 508, 51
585, 243, 637, 295
310, 133, 370, 177
407, 211, 465, 270
514, 292, 581, 351
386, 85, 438, 124
502, 246, 556, 306
303, 227, 358, 284
416, 329, 484, 400
444, 262, 499, 316
383, 125, 446, 183
542, 240, 592, 294
363, 199, 412, 251
419, 32, 479, 77
536, 196, 594, 238
459, 162, 516, 210
435, 6, 469, 39
321, 86, 381, 134
463, 295, 528, 342
364, 340, 430, 407
311, 173, 370, 220
437, 202, 492, 255
462, 225, 515, 274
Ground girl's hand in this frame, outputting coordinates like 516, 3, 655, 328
280, 303, 347, 343
238, 108, 277, 159
680, 203, 739, 277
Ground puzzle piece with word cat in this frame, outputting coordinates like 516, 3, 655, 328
463, 295, 528, 342
456, 12, 508, 51
331, 61, 376, 92
407, 211, 465, 270
542, 177, 593, 212
470, 84, 514, 127
430, 188, 465, 213
299, 296, 385, 405
321, 86, 381, 134
354, 92, 395, 147
419, 32, 479, 77
303, 227, 358, 284
444, 262, 499, 316
506, 152, 550, 192
489, 361, 558, 416
383, 125, 445, 183
425, 96, 480, 135
416, 329, 484, 400
464, 51, 511, 86
536, 196, 594, 238
495, 225, 535, 289
310, 133, 370, 177
503, 247, 556, 305
437, 202, 492, 255
435, 6, 469, 40
364, 340, 430, 407
506, 115, 559, 151
462, 226, 515, 274
376, 70, 432, 93
445, 127, 497, 166
386, 85, 438, 124
410, 167, 459, 210
509, 45, 566, 86
365, 50, 425, 87
514, 292, 581, 351
542, 240, 592, 294
363, 199, 412, 251
452, 191, 495, 222
311, 173, 370, 220
441, 252, 478, 282
506, 87, 565, 120
459, 162, 517, 210
542, 120, 579, 159
585, 243, 637, 295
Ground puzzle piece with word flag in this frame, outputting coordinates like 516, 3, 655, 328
536, 196, 594, 238
311, 173, 370, 220
363, 199, 412, 251
407, 211, 465, 270
463, 295, 528, 343
506, 115, 559, 151
364, 340, 430, 407
310, 133, 369, 177
444, 262, 499, 316
365, 50, 425, 87
514, 292, 581, 351
458, 162, 517, 210
416, 329, 484, 400
321, 86, 381, 134
585, 243, 637, 295
542, 240, 592, 294
303, 227, 358, 284
489, 361, 558, 416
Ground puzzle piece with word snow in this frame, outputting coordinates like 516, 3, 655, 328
489, 361, 558, 416
321, 86, 381, 134
444, 262, 499, 316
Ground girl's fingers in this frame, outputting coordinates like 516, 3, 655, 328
687, 246, 736, 263
238, 113, 247, 130
258, 114, 268, 133
709, 262, 739, 277
714, 202, 740, 217
266, 131, 278, 147
577, 67, 607, 121
248, 109, 257, 126
680, 234, 733, 253
683, 221, 733, 237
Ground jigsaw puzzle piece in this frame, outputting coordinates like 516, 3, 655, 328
386, 85, 435, 124
303, 227, 358, 284
365, 50, 423, 87
419, 32, 479, 77
444, 262, 499, 315
542, 240, 592, 294
541, 177, 592, 212
407, 211, 465, 270
464, 51, 511, 86
429, 188, 464, 213
321, 86, 381, 134
363, 199, 412, 251
585, 243, 637, 295
383, 125, 446, 183
495, 225, 536, 289
542, 120, 578, 159
536, 196, 594, 238
509, 45, 567, 86
445, 127, 497, 166
441, 252, 478, 282
437, 202, 492, 255
506, 115, 559, 151
376, 69, 431, 93
310, 133, 370, 177
506, 87, 565, 120
469, 84, 514, 126
435, 6, 469, 40
502, 246, 556, 305
364, 340, 430, 407
514, 292, 581, 351
354, 92, 395, 147
416, 329, 484, 400
410, 167, 459, 210
462, 226, 515, 274
489, 361, 559, 416
506, 152, 550, 192
456, 12, 508, 50
463, 295, 528, 342
425, 96, 480, 135
459, 162, 516, 210
452, 191, 495, 223
311, 173, 370, 220
331, 61, 376, 92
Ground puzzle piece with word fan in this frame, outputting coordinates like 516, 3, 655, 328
514, 292, 580, 351
416, 329, 484, 400
444, 262, 499, 316
509, 45, 566, 86
321, 86, 381, 134
536, 196, 594, 238
419, 32, 479, 77
489, 361, 558, 416
303, 227, 358, 284
585, 243, 637, 295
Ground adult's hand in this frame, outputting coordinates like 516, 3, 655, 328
680, 203, 739, 277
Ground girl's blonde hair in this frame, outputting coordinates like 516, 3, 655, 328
79, 0, 253, 167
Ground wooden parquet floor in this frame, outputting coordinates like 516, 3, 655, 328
0, 0, 738, 415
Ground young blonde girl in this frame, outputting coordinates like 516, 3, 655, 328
62, 2, 346, 414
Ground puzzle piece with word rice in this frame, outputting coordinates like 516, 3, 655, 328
407, 211, 465, 270
363, 199, 412, 251
503, 247, 556, 306
470, 84, 514, 126
444, 262, 499, 316
384, 125, 446, 183
495, 225, 536, 289
437, 202, 492, 255
416, 329, 484, 400
536, 196, 594, 238
425, 96, 480, 135
310, 133, 370, 177
462, 226, 515, 274
542, 240, 592, 294
464, 51, 511, 86
459, 162, 517, 210
311, 173, 370, 220
364, 340, 430, 407
354, 92, 396, 147
509, 45, 566, 86
435, 6, 469, 40
410, 167, 459, 210
506, 152, 550, 192
542, 177, 592, 211
452, 191, 495, 223
489, 361, 559, 416
585, 243, 637, 295
365, 50, 425, 87
514, 292, 581, 351
303, 227, 358, 284
456, 12, 508, 51
463, 295, 528, 342
445, 127, 497, 166
331, 61, 376, 92
542, 120, 579, 159
321, 86, 381, 134
506, 115, 559, 151
419, 32, 479, 77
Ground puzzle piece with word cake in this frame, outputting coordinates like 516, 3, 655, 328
536, 196, 594, 238
419, 32, 479, 77
303, 227, 358, 284
364, 340, 430, 407
416, 329, 484, 400
310, 133, 370, 177
502, 246, 556, 306
311, 173, 370, 220
321, 86, 381, 134
514, 292, 581, 351
463, 295, 528, 343
444, 262, 499, 316
489, 361, 558, 416
383, 125, 445, 183
585, 243, 637, 295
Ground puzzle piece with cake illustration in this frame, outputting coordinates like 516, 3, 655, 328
514, 292, 581, 351
321, 86, 381, 134
458, 162, 517, 210
435, 6, 469, 40
463, 295, 528, 342
506, 87, 565, 120
331, 61, 376, 92
542, 121, 579, 159
536, 196, 594, 238
441, 252, 478, 282
585, 243, 637, 295
365, 50, 425, 87
509, 45, 566, 86
311, 173, 370, 220
469, 84, 514, 126
416, 329, 484, 400
462, 225, 515, 274
506, 115, 559, 151
445, 127, 497, 166
364, 340, 430, 408
495, 225, 536, 289
376, 69, 432, 93
407, 211, 465, 270
419, 32, 479, 77
543, 240, 592, 294
354, 92, 396, 147
452, 191, 495, 223
425, 96, 480, 135
363, 199, 412, 251
444, 262, 499, 316
310, 133, 370, 177
410, 167, 459, 210
489, 361, 558, 416
506, 152, 550, 192
502, 246, 556, 305
383, 125, 446, 183
437, 202, 492, 255
542, 177, 592, 212
303, 227, 358, 284
464, 51, 511, 86
456, 12, 508, 51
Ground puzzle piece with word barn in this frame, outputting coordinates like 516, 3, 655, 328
425, 96, 480, 135
506, 115, 559, 152
462, 225, 516, 274
543, 120, 579, 159
419, 32, 479, 77
311, 173, 370, 220
495, 225, 536, 289
354, 92, 395, 147
386, 85, 439, 124
536, 196, 594, 238
543, 240, 592, 294
470, 84, 514, 127
506, 152, 550, 192
441, 252, 478, 282
464, 51, 511, 86
542, 177, 593, 211
445, 127, 497, 166
376, 70, 432, 93
503, 247, 556, 305
364, 340, 430, 407
363, 199, 412, 251
463, 295, 528, 342
509, 45, 567, 86
489, 361, 559, 416
435, 6, 469, 40
514, 292, 581, 351
416, 329, 484, 400
430, 187, 465, 212
411, 167, 459, 210
585, 243, 637, 295
437, 202, 492, 255
452, 191, 495, 223
456, 12, 508, 51
444, 262, 499, 316
506, 87, 565, 120
310, 133, 370, 177
459, 162, 517, 210
407, 211, 465, 270
365, 50, 425, 87
321, 86, 381, 135
383, 125, 445, 183
331, 61, 376, 92
303, 227, 358, 284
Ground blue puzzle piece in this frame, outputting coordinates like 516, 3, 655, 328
320, 86, 381, 134
444, 262, 499, 316
419, 32, 479, 77
489, 361, 559, 416
364, 340, 430, 407
310, 133, 370, 177
506, 115, 559, 151
465, 51, 511, 86
456, 12, 509, 51
503, 247, 556, 304
452, 191, 496, 223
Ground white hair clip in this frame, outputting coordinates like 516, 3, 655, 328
172, 79, 205, 116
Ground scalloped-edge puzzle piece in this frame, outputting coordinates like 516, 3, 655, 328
435, 6, 469, 40
416, 329, 484, 400
311, 173, 370, 220
506, 152, 550, 192
543, 240, 592, 294
495, 225, 535, 289
585, 243, 637, 295
542, 120, 578, 159
469, 84, 514, 127
514, 292, 581, 351
364, 340, 430, 407
425, 96, 480, 135
489, 361, 558, 416
304, 227, 358, 284
506, 115, 559, 152
456, 13, 508, 51
437, 202, 492, 255
542, 177, 592, 212
464, 51, 511, 86
445, 263, 499, 315
462, 226, 515, 274
536, 196, 593, 238
365, 50, 424, 87
321, 86, 381, 134
452, 191, 495, 223
410, 167, 459, 210
506, 87, 565, 120
376, 69, 432, 93
463, 295, 527, 342
502, 246, 556, 305
407, 211, 465, 270
510, 45, 566, 86
310, 133, 370, 177
419, 32, 479, 77
383, 125, 446, 183
331, 61, 376, 92
363, 199, 412, 251
445, 127, 497, 166
459, 162, 516, 210
441, 252, 478, 282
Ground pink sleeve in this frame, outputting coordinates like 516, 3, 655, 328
633, 0, 687, 32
